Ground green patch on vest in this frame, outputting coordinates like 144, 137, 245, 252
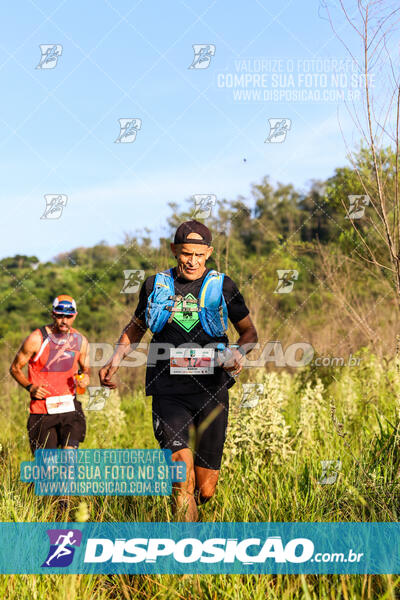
172, 293, 200, 332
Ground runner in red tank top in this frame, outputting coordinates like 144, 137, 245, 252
10, 295, 90, 454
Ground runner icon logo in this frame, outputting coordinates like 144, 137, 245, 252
191, 194, 216, 219
318, 460, 342, 485
274, 270, 298, 294
87, 387, 110, 411
36, 44, 63, 69
120, 270, 145, 294
240, 383, 264, 409
115, 119, 142, 143
42, 529, 82, 568
345, 195, 370, 220
265, 119, 291, 143
188, 44, 216, 69
41, 194, 67, 220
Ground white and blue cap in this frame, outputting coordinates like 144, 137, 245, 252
52, 294, 77, 315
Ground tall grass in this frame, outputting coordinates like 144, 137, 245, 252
1, 352, 400, 598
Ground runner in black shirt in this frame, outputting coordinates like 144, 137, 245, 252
99, 220, 258, 521
134, 267, 249, 396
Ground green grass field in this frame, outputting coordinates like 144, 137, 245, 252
1, 352, 400, 599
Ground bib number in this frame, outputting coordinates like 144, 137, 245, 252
170, 348, 215, 375
45, 395, 75, 415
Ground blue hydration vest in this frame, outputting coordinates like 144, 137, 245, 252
145, 268, 228, 338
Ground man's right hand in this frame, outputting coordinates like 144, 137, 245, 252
97, 318, 146, 390
30, 385, 49, 399
99, 364, 118, 389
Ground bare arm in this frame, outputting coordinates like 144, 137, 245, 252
98, 316, 147, 388
224, 315, 258, 376
9, 331, 49, 399
77, 335, 90, 387
233, 314, 258, 352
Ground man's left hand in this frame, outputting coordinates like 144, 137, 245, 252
222, 349, 244, 376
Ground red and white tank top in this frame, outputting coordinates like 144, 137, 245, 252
28, 326, 83, 414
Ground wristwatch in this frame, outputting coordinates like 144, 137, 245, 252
231, 344, 246, 357
25, 384, 33, 392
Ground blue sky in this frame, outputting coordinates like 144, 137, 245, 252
0, 0, 369, 261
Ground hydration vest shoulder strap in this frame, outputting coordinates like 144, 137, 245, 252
32, 326, 50, 363
39, 326, 49, 342
146, 268, 175, 332
198, 270, 228, 336
199, 270, 225, 309
153, 268, 174, 288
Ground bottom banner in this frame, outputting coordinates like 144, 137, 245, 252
0, 522, 398, 574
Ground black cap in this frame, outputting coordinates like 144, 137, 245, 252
174, 220, 212, 246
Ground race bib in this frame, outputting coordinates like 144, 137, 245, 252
170, 348, 215, 375
45, 394, 75, 415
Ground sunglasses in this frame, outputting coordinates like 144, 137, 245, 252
53, 312, 76, 318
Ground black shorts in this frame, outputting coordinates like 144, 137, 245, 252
152, 388, 229, 470
27, 399, 86, 455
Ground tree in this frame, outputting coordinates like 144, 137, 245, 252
323, 0, 400, 307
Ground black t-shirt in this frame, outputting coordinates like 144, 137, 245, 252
134, 267, 249, 396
